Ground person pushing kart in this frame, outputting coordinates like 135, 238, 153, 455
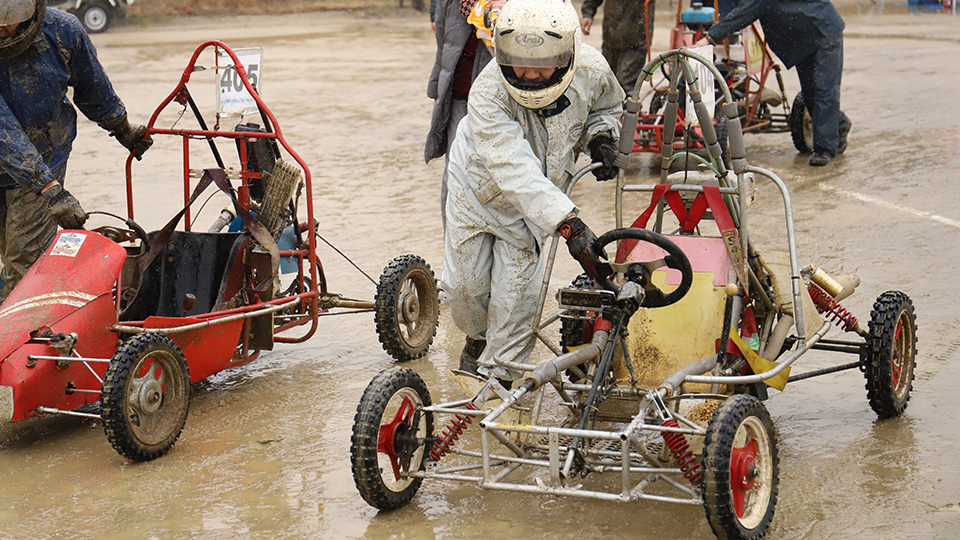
0, 0, 152, 301
442, 0, 623, 385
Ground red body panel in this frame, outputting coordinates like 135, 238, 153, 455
142, 316, 245, 382
0, 231, 126, 421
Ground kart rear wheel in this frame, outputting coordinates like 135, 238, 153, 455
702, 394, 779, 540
102, 333, 190, 462
375, 255, 439, 362
864, 291, 917, 419
351, 367, 433, 510
716, 116, 730, 168
789, 93, 813, 154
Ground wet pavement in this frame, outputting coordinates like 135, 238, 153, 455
1, 5, 959, 539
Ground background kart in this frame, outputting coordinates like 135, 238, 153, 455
0, 41, 440, 462
632, 1, 813, 162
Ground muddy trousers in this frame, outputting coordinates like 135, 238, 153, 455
439, 98, 468, 230
442, 230, 542, 381
795, 37, 850, 157
0, 168, 61, 302
602, 45, 649, 98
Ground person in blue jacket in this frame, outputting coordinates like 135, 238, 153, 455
0, 0, 151, 301
695, 0, 851, 166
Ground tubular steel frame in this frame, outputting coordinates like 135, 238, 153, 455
404, 50, 866, 504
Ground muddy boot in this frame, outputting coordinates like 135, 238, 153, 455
458, 337, 486, 375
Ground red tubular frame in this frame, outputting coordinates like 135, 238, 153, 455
123, 41, 320, 344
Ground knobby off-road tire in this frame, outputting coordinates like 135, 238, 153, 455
702, 394, 779, 540
375, 255, 439, 362
102, 333, 190, 462
351, 367, 433, 510
789, 93, 813, 154
716, 116, 730, 168
864, 291, 917, 419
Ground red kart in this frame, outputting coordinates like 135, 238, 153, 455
0, 42, 440, 462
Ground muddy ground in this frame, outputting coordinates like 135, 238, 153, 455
1, 4, 959, 540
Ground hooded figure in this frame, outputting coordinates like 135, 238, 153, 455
442, 0, 624, 383
0, 0, 152, 300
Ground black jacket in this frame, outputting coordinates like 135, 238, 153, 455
707, 0, 844, 68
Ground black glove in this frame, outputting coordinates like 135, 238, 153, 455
104, 113, 153, 160
558, 216, 611, 281
588, 134, 619, 181
42, 184, 87, 230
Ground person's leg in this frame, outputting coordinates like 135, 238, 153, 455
443, 230, 494, 372
0, 181, 59, 301
440, 98, 468, 230
0, 189, 7, 300
615, 46, 647, 98
476, 238, 542, 382
807, 38, 845, 162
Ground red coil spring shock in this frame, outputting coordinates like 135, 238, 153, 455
807, 283, 861, 333
662, 420, 703, 485
429, 402, 478, 461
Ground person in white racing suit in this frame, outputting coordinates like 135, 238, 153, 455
442, 0, 624, 384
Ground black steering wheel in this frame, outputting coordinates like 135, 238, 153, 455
89, 211, 150, 255
595, 228, 693, 308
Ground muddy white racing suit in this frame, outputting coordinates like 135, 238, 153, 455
442, 44, 623, 381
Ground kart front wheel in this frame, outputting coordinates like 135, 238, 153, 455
789, 93, 813, 154
375, 255, 439, 362
702, 394, 779, 540
351, 367, 433, 510
864, 291, 917, 418
101, 333, 190, 462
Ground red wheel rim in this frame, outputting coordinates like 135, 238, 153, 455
378, 396, 415, 481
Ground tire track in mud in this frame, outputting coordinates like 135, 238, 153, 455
915, 317, 960, 385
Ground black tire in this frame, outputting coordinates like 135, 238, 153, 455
77, 2, 112, 33
702, 394, 779, 540
351, 367, 433, 510
716, 116, 730, 168
375, 255, 439, 362
864, 291, 917, 419
789, 93, 813, 154
102, 333, 190, 462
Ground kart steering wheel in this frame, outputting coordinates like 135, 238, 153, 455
595, 228, 693, 308
89, 212, 150, 255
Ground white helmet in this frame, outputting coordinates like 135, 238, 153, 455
0, 0, 42, 60
0, 0, 35, 25
493, 0, 581, 110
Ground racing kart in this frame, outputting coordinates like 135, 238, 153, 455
632, 1, 813, 161
0, 41, 440, 462
349, 50, 916, 540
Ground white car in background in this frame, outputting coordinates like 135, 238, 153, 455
49, 0, 134, 33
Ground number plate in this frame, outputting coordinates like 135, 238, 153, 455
216, 47, 264, 116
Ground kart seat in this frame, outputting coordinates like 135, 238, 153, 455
119, 231, 244, 321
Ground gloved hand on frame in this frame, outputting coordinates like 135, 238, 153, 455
588, 134, 618, 181
558, 216, 611, 282
42, 184, 88, 230
105, 113, 153, 160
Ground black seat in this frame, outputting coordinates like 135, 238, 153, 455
120, 231, 244, 321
